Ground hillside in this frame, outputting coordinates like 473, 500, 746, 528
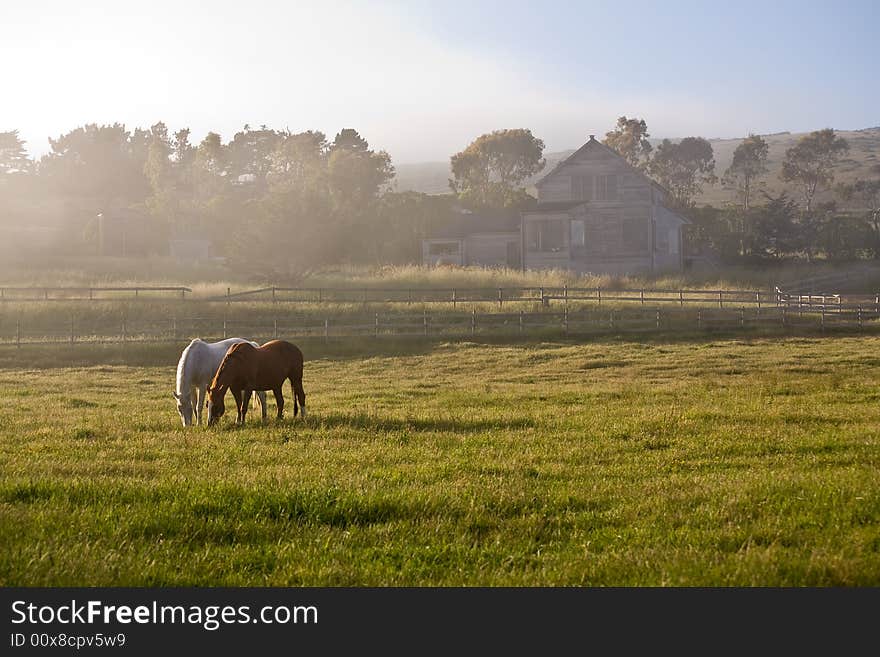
392, 127, 880, 207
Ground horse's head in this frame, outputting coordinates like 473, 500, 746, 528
206, 385, 225, 425
173, 391, 193, 427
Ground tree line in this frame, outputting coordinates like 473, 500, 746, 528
1, 118, 879, 278
0, 124, 447, 279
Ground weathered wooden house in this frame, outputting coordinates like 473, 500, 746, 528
422, 207, 521, 268
522, 135, 689, 275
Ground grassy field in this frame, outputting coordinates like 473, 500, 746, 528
1, 335, 879, 586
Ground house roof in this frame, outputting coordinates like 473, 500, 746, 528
535, 135, 672, 199
426, 208, 520, 239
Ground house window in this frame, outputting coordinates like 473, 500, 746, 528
622, 218, 649, 251
570, 219, 585, 247
667, 228, 679, 255
428, 241, 460, 256
526, 219, 566, 252
570, 175, 593, 201
595, 174, 618, 201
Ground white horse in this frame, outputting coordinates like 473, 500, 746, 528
173, 337, 267, 426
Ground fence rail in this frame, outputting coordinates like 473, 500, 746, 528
207, 285, 802, 308
0, 286, 191, 301
3, 305, 879, 347
2, 284, 878, 313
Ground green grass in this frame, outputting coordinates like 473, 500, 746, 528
1, 336, 879, 586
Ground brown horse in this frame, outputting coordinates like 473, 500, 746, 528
206, 340, 306, 426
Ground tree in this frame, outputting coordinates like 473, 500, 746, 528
268, 130, 327, 188
648, 137, 717, 207
780, 128, 849, 213
723, 134, 769, 211
837, 165, 880, 258
326, 129, 394, 210
0, 130, 30, 176
449, 129, 545, 208
40, 123, 151, 205
331, 128, 369, 152
749, 192, 798, 258
226, 125, 284, 189
603, 116, 652, 168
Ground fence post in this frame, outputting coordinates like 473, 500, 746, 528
498, 288, 503, 309
697, 309, 702, 330
324, 318, 329, 342
718, 291, 723, 308
563, 306, 568, 335
471, 308, 476, 335
16, 319, 21, 348
564, 284, 568, 305
740, 308, 745, 328
272, 286, 277, 303
89, 288, 93, 301
227, 287, 231, 309
317, 289, 322, 304
122, 320, 126, 345
540, 286, 547, 307
423, 309, 428, 336
756, 292, 761, 310
640, 289, 644, 305
375, 313, 379, 338
519, 310, 523, 334
408, 289, 412, 305
452, 288, 456, 309
781, 307, 786, 328
597, 287, 602, 306
609, 310, 614, 330
858, 305, 863, 329
820, 307, 825, 333
656, 308, 661, 330
679, 290, 684, 307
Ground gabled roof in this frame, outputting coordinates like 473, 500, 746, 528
535, 135, 670, 198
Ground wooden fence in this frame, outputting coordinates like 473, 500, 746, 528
1, 284, 877, 313
2, 305, 879, 347
0, 286, 191, 301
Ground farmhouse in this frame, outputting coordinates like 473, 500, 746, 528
422, 207, 521, 268
523, 135, 689, 275
422, 137, 690, 274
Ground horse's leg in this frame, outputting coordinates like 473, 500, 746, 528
196, 384, 207, 426
258, 391, 268, 421
291, 375, 306, 419
241, 390, 252, 425
231, 389, 243, 425
190, 388, 198, 426
272, 387, 284, 420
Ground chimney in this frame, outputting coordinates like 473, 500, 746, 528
588, 134, 596, 141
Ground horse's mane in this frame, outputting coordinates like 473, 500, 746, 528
175, 338, 204, 395
213, 342, 251, 383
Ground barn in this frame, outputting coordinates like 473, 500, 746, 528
522, 135, 689, 275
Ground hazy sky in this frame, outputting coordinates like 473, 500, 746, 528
4, 0, 878, 164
